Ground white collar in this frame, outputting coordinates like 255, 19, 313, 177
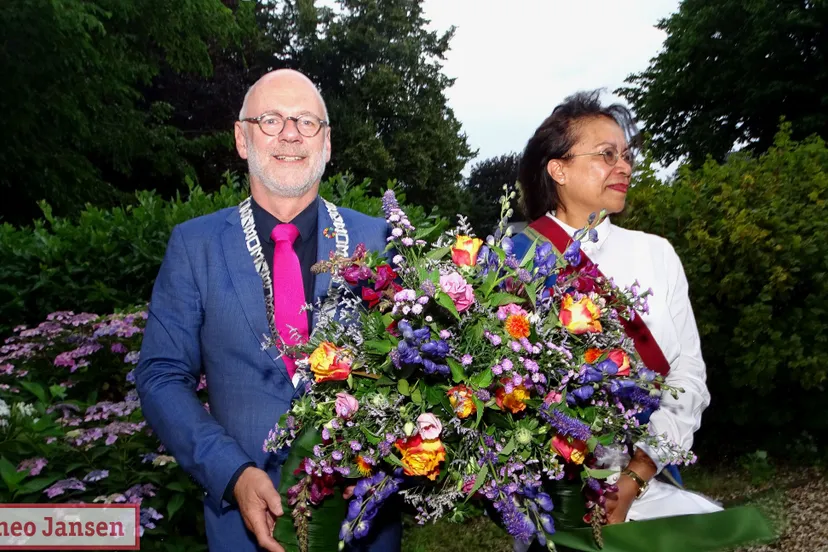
545, 212, 613, 251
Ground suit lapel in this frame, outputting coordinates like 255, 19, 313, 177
312, 200, 336, 312
220, 206, 293, 387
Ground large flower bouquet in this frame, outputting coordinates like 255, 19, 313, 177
264, 189, 696, 551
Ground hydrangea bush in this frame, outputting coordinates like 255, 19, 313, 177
0, 309, 207, 551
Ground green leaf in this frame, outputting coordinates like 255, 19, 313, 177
275, 429, 347, 552
19, 381, 47, 404
0, 457, 27, 491
397, 379, 410, 396
360, 426, 382, 445
482, 269, 499, 296
448, 358, 465, 384
166, 482, 186, 492
586, 437, 599, 453
411, 388, 422, 405
423, 384, 445, 407
364, 340, 392, 354
375, 376, 395, 387
523, 281, 538, 309
49, 384, 67, 400
435, 292, 461, 321
465, 397, 481, 427
385, 454, 405, 469
520, 239, 538, 268
486, 292, 527, 307
465, 464, 489, 502
14, 475, 61, 496
471, 369, 494, 389
425, 246, 451, 261
499, 437, 516, 458
583, 467, 617, 480
167, 493, 186, 519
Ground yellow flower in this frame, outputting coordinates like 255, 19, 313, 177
451, 235, 484, 267
448, 384, 477, 419
495, 378, 529, 414
559, 295, 602, 334
355, 455, 373, 476
308, 342, 352, 383
395, 435, 447, 480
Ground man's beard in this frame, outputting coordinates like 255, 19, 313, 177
247, 141, 327, 198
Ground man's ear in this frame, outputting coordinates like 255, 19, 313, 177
234, 122, 248, 160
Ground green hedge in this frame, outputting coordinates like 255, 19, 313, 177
620, 126, 828, 450
0, 172, 439, 338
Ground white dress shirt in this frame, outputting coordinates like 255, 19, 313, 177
546, 212, 712, 472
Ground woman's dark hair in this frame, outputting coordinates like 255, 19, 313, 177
517, 89, 641, 221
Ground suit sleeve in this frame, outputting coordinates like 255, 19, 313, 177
639, 241, 711, 472
135, 225, 254, 509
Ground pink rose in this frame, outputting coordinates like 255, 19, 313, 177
416, 413, 443, 440
335, 392, 359, 419
439, 272, 474, 312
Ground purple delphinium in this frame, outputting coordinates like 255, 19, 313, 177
540, 407, 592, 441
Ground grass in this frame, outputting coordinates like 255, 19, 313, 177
401, 458, 804, 552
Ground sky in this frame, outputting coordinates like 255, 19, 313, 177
419, 0, 682, 177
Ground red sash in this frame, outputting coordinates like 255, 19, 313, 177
529, 216, 671, 377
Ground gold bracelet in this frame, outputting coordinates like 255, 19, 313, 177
621, 468, 649, 498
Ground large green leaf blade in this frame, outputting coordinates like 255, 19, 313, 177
274, 429, 348, 552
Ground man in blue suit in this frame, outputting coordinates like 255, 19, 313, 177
135, 69, 401, 552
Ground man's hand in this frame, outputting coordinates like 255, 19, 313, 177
234, 466, 285, 552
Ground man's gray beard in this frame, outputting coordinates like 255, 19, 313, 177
247, 142, 327, 198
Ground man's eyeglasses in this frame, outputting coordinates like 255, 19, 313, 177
239, 112, 328, 138
563, 147, 635, 169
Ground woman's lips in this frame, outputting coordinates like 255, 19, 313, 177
608, 183, 629, 193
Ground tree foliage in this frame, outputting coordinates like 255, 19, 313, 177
461, 153, 521, 235
236, 0, 475, 211
0, 0, 255, 225
619, 125, 828, 447
617, 0, 827, 167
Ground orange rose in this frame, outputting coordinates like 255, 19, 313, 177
451, 235, 484, 267
308, 342, 352, 383
495, 378, 529, 414
607, 349, 631, 377
395, 434, 446, 480
551, 435, 587, 465
584, 348, 603, 364
447, 384, 477, 419
559, 295, 602, 334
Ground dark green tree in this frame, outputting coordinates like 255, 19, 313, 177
0, 0, 251, 225
461, 153, 521, 235
617, 0, 827, 167
275, 0, 475, 212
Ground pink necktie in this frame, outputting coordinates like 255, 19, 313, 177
270, 223, 309, 381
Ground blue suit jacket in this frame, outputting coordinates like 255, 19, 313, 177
135, 198, 401, 551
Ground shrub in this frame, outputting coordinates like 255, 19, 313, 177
0, 173, 443, 338
619, 126, 828, 450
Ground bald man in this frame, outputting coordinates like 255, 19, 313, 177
136, 70, 401, 552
